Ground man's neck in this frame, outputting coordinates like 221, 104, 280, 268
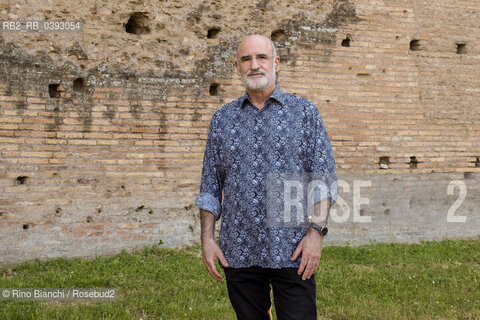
246, 84, 276, 110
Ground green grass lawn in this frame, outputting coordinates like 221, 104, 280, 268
1, 238, 479, 319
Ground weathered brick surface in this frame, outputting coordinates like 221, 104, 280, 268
0, 0, 479, 265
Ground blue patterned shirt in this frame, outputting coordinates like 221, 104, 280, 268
196, 86, 337, 268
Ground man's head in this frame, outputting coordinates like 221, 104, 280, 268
235, 34, 280, 93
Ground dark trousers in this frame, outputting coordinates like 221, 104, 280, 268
224, 266, 317, 320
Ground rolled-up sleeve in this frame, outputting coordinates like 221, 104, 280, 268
307, 105, 338, 206
195, 113, 224, 220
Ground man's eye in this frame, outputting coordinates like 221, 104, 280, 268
257, 55, 268, 60
241, 57, 252, 62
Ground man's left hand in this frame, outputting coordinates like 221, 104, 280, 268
290, 228, 324, 280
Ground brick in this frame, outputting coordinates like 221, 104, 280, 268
21, 151, 53, 158
45, 139, 67, 145
0, 137, 24, 144
67, 139, 97, 145
0, 130, 14, 136
18, 158, 49, 164
0, 117, 22, 123
97, 139, 119, 145
23, 117, 55, 124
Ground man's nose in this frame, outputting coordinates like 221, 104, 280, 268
250, 57, 260, 69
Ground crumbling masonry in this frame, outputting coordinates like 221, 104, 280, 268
0, 0, 479, 265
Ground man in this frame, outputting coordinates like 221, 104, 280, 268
196, 34, 337, 319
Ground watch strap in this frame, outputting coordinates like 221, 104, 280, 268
310, 222, 328, 236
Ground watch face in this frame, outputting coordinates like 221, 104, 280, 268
321, 227, 328, 236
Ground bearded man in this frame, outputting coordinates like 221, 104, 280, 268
196, 34, 337, 320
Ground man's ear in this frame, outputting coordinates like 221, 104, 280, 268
234, 60, 241, 76
274, 56, 280, 73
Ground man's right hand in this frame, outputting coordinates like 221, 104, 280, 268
202, 238, 229, 281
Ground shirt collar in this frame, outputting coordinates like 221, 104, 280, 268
240, 84, 286, 108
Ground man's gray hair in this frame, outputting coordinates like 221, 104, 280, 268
271, 39, 277, 59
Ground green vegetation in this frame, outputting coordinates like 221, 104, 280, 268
1, 239, 479, 319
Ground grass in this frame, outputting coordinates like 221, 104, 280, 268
0, 239, 479, 319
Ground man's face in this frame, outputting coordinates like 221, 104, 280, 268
235, 36, 280, 92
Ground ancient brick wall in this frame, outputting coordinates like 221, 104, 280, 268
0, 0, 479, 265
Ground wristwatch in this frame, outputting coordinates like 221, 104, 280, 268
309, 222, 328, 236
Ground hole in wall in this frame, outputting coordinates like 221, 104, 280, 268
179, 48, 190, 55
356, 73, 370, 78
54, 207, 62, 217
341, 35, 351, 47
0, 212, 3, 217
379, 156, 390, 169
207, 27, 220, 39
16, 176, 28, 185
384, 209, 390, 215
271, 29, 285, 41
475, 157, 480, 167
464, 172, 473, 179
409, 39, 421, 51
23, 223, 30, 230
409, 156, 419, 169
73, 77, 86, 92
209, 83, 219, 96
136, 205, 145, 212
456, 43, 466, 54
125, 12, 150, 35
48, 84, 60, 98
86, 216, 93, 223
